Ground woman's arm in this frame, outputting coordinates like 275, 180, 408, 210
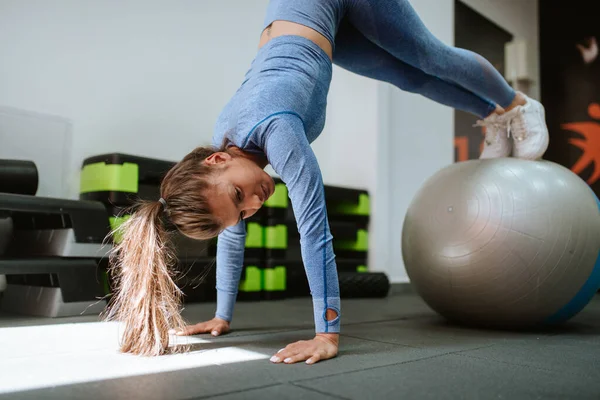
169, 221, 244, 337
257, 114, 341, 334
214, 220, 247, 322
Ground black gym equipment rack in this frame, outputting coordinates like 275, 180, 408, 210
0, 159, 113, 317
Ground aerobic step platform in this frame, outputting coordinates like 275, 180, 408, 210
107, 205, 218, 259
242, 217, 267, 259
237, 258, 264, 302
245, 259, 371, 300
80, 152, 286, 220
233, 258, 288, 301
260, 178, 289, 219
325, 185, 370, 224
264, 219, 369, 263
174, 258, 217, 304
105, 203, 268, 260
0, 192, 111, 258
281, 185, 370, 225
80, 153, 176, 206
0, 258, 106, 317
101, 257, 219, 305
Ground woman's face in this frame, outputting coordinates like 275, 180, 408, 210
204, 151, 275, 228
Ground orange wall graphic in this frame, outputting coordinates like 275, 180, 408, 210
561, 103, 600, 185
540, 0, 600, 196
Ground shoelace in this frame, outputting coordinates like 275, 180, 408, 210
473, 118, 511, 144
511, 109, 528, 141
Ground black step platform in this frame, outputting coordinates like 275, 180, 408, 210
0, 192, 111, 258
102, 257, 219, 305
107, 205, 217, 259
79, 153, 176, 206
0, 258, 106, 317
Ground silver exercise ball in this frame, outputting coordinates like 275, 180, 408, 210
402, 158, 600, 328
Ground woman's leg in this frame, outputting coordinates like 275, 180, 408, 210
333, 19, 511, 158
344, 0, 517, 109
341, 0, 549, 160
333, 19, 497, 119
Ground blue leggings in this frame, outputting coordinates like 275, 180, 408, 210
265, 0, 516, 119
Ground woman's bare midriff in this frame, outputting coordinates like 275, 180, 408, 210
259, 21, 333, 60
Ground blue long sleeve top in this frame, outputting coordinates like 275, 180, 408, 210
211, 35, 341, 333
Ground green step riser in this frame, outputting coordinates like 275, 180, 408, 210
333, 229, 369, 251
239, 267, 286, 292
109, 216, 131, 244
265, 225, 287, 249
80, 162, 140, 194
263, 226, 368, 251
330, 193, 370, 216
245, 222, 263, 248
239, 266, 262, 292
263, 184, 288, 209
239, 265, 367, 293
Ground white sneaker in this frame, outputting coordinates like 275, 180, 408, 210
508, 95, 549, 160
475, 113, 512, 159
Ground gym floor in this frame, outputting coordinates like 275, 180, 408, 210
1, 289, 599, 400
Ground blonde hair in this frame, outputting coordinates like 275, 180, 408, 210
102, 145, 229, 356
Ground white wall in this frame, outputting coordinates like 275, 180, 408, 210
461, 0, 540, 99
376, 0, 455, 283
0, 0, 272, 197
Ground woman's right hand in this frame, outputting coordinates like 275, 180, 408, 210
169, 317, 231, 337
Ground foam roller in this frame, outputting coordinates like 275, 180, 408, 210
0, 160, 38, 195
339, 272, 390, 298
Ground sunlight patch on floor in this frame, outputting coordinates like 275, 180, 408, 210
0, 321, 268, 394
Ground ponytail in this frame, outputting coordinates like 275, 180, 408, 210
101, 144, 233, 356
103, 200, 187, 356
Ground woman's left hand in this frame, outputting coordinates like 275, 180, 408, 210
270, 333, 339, 365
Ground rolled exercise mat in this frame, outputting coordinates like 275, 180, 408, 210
339, 272, 390, 298
0, 160, 38, 195
0, 217, 12, 292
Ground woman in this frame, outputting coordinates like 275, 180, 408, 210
105, 0, 549, 364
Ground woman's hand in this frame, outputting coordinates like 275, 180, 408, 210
270, 333, 339, 365
169, 317, 231, 337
